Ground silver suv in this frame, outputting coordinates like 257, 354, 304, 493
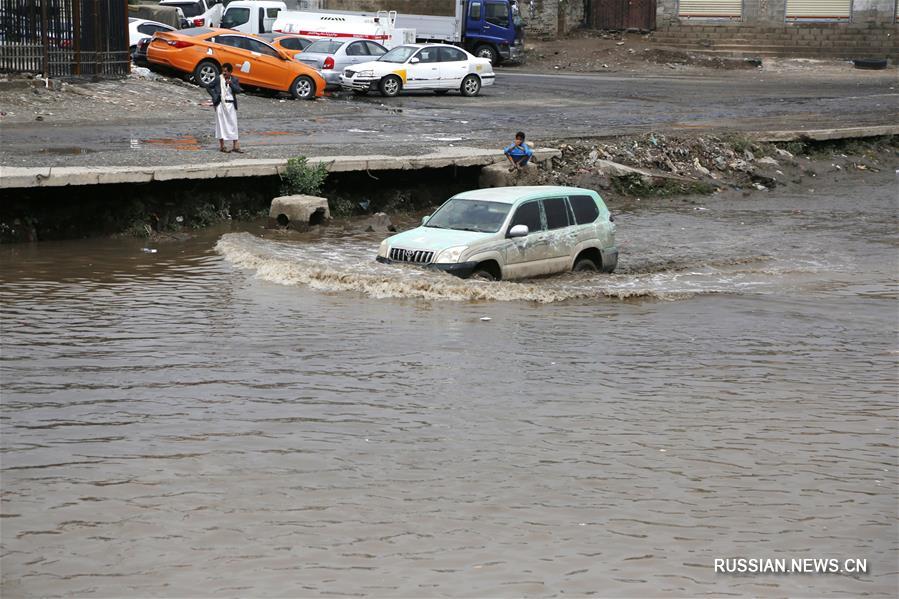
377, 186, 617, 281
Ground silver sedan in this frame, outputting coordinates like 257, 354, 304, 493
294, 38, 387, 89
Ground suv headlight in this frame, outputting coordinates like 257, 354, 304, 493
356, 70, 374, 78
434, 245, 468, 264
378, 240, 389, 258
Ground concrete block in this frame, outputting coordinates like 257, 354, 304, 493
270, 194, 331, 229
479, 162, 540, 188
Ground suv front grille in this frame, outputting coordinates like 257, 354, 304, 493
344, 69, 355, 77
389, 247, 434, 264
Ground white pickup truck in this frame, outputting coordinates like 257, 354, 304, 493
159, 0, 223, 28
220, 0, 286, 34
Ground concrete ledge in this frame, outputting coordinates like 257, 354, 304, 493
750, 124, 899, 142
0, 147, 562, 190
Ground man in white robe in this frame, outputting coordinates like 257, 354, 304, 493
208, 63, 243, 153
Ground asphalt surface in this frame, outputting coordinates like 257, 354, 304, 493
1, 68, 897, 167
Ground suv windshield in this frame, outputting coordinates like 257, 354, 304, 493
378, 46, 416, 63
305, 39, 345, 54
425, 199, 511, 233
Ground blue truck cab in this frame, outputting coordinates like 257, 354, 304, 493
463, 0, 524, 64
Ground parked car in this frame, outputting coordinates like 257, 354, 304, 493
256, 33, 313, 59
132, 36, 154, 66
340, 43, 493, 98
147, 27, 325, 99
376, 186, 618, 281
220, 0, 285, 34
295, 38, 387, 90
159, 0, 223, 28
129, 18, 176, 52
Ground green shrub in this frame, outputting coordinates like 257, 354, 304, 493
281, 156, 329, 196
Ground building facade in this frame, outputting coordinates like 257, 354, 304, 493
653, 0, 899, 59
657, 0, 897, 25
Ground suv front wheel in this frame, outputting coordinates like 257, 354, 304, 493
573, 258, 598, 272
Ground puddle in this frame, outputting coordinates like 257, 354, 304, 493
134, 136, 202, 151
38, 147, 95, 155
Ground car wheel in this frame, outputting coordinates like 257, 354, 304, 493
193, 60, 219, 88
470, 269, 496, 281
474, 44, 498, 65
290, 75, 315, 100
573, 257, 599, 272
434, 89, 449, 96
460, 74, 481, 97
379, 75, 402, 97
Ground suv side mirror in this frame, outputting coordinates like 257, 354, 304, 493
508, 224, 528, 238
410, 57, 419, 64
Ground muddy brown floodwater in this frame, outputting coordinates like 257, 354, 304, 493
1, 168, 897, 597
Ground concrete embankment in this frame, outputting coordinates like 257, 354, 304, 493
0, 147, 561, 190
0, 126, 894, 242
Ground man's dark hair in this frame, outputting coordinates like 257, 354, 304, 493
222, 63, 233, 73
515, 131, 525, 141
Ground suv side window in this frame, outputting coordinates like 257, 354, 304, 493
509, 201, 542, 234
542, 197, 570, 230
569, 195, 600, 224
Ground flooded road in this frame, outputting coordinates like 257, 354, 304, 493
1, 169, 897, 597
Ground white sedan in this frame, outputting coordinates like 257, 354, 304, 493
339, 43, 494, 98
128, 18, 175, 52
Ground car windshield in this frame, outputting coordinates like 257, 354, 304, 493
425, 199, 512, 233
378, 46, 416, 63
304, 40, 344, 54
164, 2, 203, 17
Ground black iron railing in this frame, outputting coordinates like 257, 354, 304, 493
0, 0, 129, 77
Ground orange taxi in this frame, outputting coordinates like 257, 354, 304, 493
256, 33, 313, 60
147, 27, 325, 100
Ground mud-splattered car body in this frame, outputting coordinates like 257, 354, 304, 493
376, 186, 617, 281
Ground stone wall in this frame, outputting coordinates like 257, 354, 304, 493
520, 0, 587, 38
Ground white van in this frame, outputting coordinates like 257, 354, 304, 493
220, 0, 286, 34
159, 0, 223, 28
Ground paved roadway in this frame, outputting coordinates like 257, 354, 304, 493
1, 69, 897, 167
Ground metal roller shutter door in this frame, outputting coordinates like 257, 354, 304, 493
678, 0, 743, 17
786, 0, 852, 19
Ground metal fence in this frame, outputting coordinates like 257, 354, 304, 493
0, 0, 129, 77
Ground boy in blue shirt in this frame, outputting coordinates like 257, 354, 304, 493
504, 131, 534, 171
